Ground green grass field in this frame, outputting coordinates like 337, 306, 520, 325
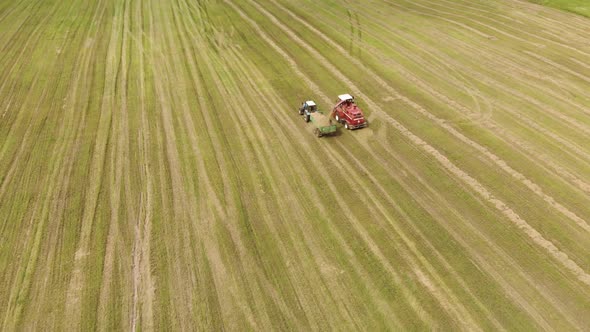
1, 0, 590, 330
531, 0, 590, 16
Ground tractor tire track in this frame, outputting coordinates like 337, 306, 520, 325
97, 0, 133, 330
422, 0, 590, 52
378, 28, 590, 194
368, 132, 587, 328
161, 1, 256, 328
64, 0, 120, 326
2, 0, 105, 328
131, 0, 155, 329
394, 0, 590, 58
26, 0, 109, 325
0, 0, 67, 197
146, 0, 198, 327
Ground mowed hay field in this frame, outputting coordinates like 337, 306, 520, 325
1, 0, 590, 330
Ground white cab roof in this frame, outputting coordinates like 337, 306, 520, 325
338, 94, 354, 101
305, 100, 316, 106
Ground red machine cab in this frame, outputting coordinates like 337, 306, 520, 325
332, 94, 367, 130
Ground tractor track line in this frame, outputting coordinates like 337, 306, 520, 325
0, 0, 66, 177
0, 0, 45, 58
27, 0, 108, 325
416, 0, 590, 58
523, 50, 590, 85
236, 0, 590, 287
399, 29, 590, 187
161, 2, 255, 329
64, 0, 120, 326
0, 0, 29, 25
97, 0, 133, 330
369, 134, 587, 328
2, 0, 105, 328
326, 141, 483, 329
357, 26, 590, 147
148, 0, 201, 326
132, 0, 155, 329
393, 0, 590, 59
144, 0, 188, 326
171, 2, 294, 328
163, 2, 253, 328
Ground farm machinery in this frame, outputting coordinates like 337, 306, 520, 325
332, 94, 367, 130
299, 100, 337, 137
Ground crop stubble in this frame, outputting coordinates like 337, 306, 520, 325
1, 0, 589, 330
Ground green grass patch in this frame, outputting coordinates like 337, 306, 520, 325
529, 0, 590, 17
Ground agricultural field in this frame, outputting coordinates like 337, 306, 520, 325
1, 0, 590, 330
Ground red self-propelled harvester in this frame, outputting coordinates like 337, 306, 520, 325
332, 94, 367, 130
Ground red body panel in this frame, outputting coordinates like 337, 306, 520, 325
332, 99, 367, 129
